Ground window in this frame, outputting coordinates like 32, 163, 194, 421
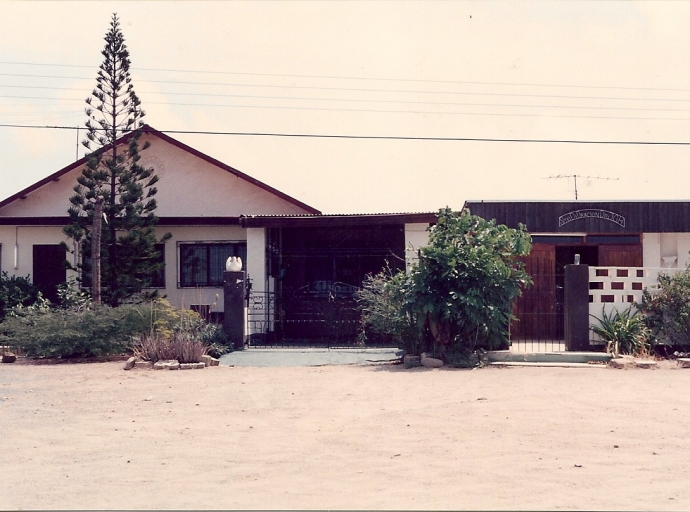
179, 242, 246, 287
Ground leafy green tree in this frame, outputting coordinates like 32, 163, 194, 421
64, 13, 169, 305
358, 208, 532, 360
406, 208, 532, 353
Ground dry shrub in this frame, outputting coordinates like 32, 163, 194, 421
133, 332, 208, 363
171, 332, 209, 363
133, 335, 176, 362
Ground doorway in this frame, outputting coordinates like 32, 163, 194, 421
33, 244, 66, 304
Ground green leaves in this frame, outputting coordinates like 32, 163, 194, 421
357, 208, 532, 358
590, 306, 651, 356
63, 14, 169, 306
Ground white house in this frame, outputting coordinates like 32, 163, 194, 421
0, 126, 434, 344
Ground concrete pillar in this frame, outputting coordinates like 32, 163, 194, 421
642, 233, 661, 267
564, 264, 590, 352
246, 228, 266, 292
223, 271, 246, 350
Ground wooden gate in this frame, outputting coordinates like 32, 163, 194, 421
511, 244, 563, 350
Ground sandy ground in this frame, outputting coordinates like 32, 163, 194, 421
2, 360, 690, 510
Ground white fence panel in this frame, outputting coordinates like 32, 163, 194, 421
588, 266, 683, 342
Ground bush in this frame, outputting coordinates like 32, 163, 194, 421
358, 208, 531, 360
1, 304, 145, 358
1, 295, 222, 361
0, 272, 40, 320
406, 208, 532, 355
133, 332, 209, 363
590, 306, 651, 356
639, 268, 690, 349
356, 268, 421, 355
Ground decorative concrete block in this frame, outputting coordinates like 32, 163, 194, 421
134, 360, 152, 369
180, 363, 194, 370
201, 355, 220, 367
421, 356, 443, 368
677, 358, 690, 368
123, 357, 136, 370
635, 359, 657, 369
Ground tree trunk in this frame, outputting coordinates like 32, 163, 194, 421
92, 196, 104, 304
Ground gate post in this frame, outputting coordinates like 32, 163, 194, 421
223, 271, 246, 351
564, 264, 590, 351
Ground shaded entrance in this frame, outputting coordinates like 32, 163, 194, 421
512, 238, 642, 351
32, 244, 66, 303
251, 224, 406, 347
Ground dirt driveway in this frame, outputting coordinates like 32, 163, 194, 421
2, 361, 690, 510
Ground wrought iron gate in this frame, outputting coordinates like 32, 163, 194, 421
246, 286, 393, 348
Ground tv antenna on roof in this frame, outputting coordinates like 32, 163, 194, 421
543, 174, 619, 200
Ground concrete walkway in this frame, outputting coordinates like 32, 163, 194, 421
219, 347, 403, 367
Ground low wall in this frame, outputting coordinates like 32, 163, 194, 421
588, 266, 682, 342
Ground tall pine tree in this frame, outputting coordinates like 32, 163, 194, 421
65, 13, 169, 306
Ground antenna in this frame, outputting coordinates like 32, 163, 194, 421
543, 174, 619, 200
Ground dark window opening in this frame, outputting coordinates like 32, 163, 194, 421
179, 242, 247, 287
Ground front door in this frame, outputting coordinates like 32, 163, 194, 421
33, 244, 66, 304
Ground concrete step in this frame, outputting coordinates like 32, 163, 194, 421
489, 361, 607, 368
487, 350, 612, 364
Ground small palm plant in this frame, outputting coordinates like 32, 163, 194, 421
590, 306, 651, 357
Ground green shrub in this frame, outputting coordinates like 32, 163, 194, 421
1, 305, 143, 358
0, 272, 40, 320
357, 208, 532, 360
590, 306, 651, 356
356, 268, 422, 355
639, 268, 690, 349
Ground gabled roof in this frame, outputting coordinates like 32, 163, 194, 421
0, 125, 321, 215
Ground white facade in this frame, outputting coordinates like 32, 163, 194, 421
0, 127, 434, 314
0, 128, 317, 310
642, 232, 690, 268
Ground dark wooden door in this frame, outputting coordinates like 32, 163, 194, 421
512, 244, 559, 339
33, 244, 66, 304
598, 244, 643, 267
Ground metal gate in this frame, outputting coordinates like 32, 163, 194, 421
246, 286, 394, 348
511, 256, 565, 352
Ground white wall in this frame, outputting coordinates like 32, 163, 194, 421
404, 223, 430, 272
0, 133, 314, 218
642, 232, 690, 268
246, 228, 266, 293
0, 225, 77, 282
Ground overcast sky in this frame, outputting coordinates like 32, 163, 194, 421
3, 1, 690, 214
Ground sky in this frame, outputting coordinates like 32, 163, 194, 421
3, 1, 690, 214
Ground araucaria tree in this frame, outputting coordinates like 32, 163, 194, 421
64, 13, 169, 306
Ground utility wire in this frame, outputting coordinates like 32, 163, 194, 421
3, 59, 690, 93
4, 72, 690, 104
4, 123, 690, 145
6, 84, 690, 112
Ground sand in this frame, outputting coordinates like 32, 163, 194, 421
2, 360, 690, 510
